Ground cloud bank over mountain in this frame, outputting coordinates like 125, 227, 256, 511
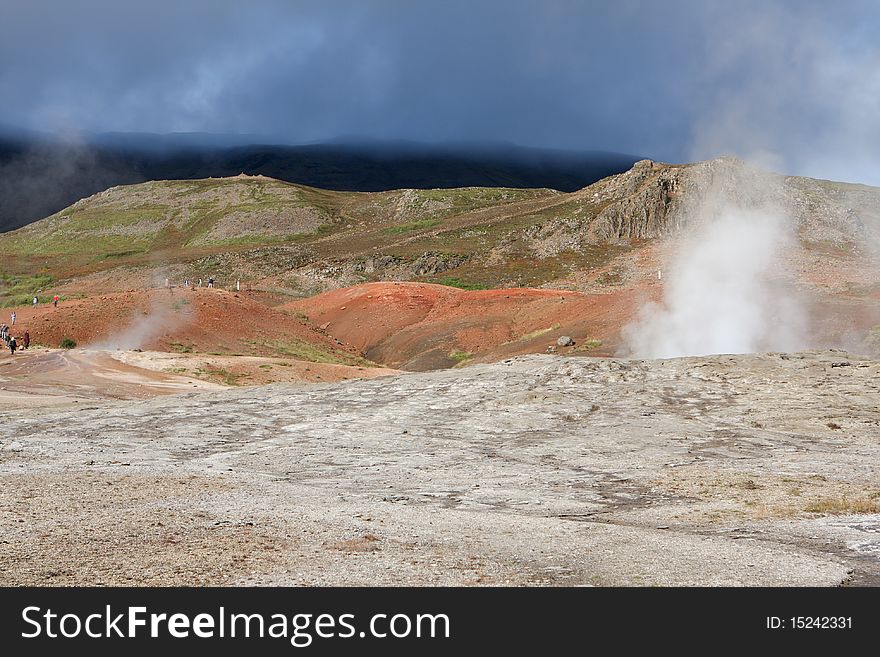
0, 1, 878, 184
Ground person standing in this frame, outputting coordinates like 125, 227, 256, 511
8, 335, 16, 355
32, 296, 38, 308
23, 331, 29, 349
10, 311, 15, 326
53, 295, 59, 307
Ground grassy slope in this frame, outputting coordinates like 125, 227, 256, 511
0, 178, 552, 257
0, 175, 598, 301
5, 163, 876, 307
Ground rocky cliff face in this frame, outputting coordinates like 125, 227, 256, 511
582, 156, 880, 248
589, 160, 690, 239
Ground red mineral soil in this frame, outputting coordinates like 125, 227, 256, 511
0, 287, 400, 407
1, 287, 364, 360
285, 281, 662, 370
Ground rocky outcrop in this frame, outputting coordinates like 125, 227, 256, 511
408, 251, 467, 276
591, 161, 687, 239
584, 156, 880, 247
587, 157, 774, 240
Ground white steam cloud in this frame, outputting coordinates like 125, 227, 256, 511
623, 4, 880, 359
623, 204, 808, 358
88, 284, 193, 351
690, 3, 880, 187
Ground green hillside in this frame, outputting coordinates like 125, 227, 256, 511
4, 158, 877, 304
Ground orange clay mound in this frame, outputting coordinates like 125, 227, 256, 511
286, 281, 660, 370
3, 287, 367, 363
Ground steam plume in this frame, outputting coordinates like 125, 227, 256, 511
622, 188, 809, 358
87, 285, 193, 351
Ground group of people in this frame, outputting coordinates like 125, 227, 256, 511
175, 276, 241, 291
1, 319, 28, 355
181, 276, 216, 289
31, 295, 59, 308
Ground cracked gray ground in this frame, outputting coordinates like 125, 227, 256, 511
1, 350, 879, 586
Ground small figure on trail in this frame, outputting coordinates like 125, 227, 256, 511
236, 279, 240, 292
53, 295, 59, 307
165, 278, 171, 290
207, 276, 214, 289
23, 331, 29, 350
8, 336, 16, 355
32, 296, 38, 308
184, 278, 189, 288
198, 278, 203, 287
10, 311, 15, 326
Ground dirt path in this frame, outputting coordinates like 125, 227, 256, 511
0, 348, 401, 410
0, 349, 225, 409
111, 350, 401, 386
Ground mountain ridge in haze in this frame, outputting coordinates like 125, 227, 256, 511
0, 131, 640, 232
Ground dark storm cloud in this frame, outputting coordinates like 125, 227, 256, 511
1, 1, 879, 181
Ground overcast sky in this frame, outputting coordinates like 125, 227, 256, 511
1, 1, 879, 183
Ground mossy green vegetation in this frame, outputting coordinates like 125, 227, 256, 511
572, 339, 603, 353
434, 276, 488, 290
449, 350, 473, 365
0, 272, 54, 307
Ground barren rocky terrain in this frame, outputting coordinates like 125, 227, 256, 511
0, 348, 397, 411
2, 157, 879, 588
2, 350, 878, 586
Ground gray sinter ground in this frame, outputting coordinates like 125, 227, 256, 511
1, 350, 879, 586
